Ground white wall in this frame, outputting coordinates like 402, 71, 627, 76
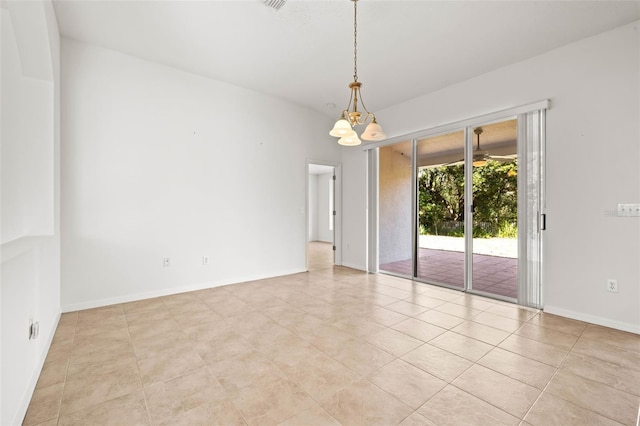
61, 39, 340, 311
316, 172, 334, 243
308, 174, 318, 241
342, 21, 640, 332
0, 1, 61, 424
340, 146, 369, 271
308, 172, 333, 243
1, 1, 54, 244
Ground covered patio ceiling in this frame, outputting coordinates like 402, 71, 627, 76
386, 119, 518, 168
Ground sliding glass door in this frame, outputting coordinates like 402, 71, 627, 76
374, 105, 545, 308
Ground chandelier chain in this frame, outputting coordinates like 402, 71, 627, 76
330, 0, 386, 144
353, 0, 358, 82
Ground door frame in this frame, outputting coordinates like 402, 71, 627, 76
306, 160, 342, 268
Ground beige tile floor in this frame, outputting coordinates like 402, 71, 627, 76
24, 249, 640, 425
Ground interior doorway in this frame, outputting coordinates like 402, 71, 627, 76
307, 163, 336, 271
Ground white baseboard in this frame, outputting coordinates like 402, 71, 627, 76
61, 268, 307, 313
543, 305, 640, 334
14, 310, 61, 426
340, 262, 366, 272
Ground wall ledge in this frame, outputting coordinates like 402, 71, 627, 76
0, 236, 53, 264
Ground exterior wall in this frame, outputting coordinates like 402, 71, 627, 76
379, 144, 412, 265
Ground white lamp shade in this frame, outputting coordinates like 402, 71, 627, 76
338, 134, 361, 146
329, 119, 353, 137
361, 121, 387, 141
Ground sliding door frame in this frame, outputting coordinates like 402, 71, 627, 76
464, 126, 473, 294
368, 100, 548, 308
411, 139, 419, 278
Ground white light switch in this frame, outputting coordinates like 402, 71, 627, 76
617, 203, 640, 217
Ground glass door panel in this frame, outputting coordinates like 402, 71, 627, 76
416, 131, 465, 289
379, 141, 414, 277
470, 119, 519, 300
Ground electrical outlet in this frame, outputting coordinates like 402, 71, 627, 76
31, 322, 39, 340
617, 203, 640, 217
202, 256, 209, 265
607, 279, 618, 293
27, 317, 39, 340
163, 257, 170, 267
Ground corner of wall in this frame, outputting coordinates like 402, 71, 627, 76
1, 0, 61, 423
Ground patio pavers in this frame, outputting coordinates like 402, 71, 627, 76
380, 248, 518, 299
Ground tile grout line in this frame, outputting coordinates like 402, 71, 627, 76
126, 303, 159, 426
450, 321, 538, 422
51, 316, 77, 426
518, 323, 619, 425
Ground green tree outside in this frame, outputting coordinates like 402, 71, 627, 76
418, 160, 517, 238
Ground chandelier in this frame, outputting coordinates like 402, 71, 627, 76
329, 0, 386, 146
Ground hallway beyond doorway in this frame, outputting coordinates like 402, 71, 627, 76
307, 241, 334, 271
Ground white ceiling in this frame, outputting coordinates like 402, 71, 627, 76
53, 0, 640, 118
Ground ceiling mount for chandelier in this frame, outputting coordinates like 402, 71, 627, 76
329, 0, 386, 146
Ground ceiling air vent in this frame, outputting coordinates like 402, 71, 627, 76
263, 0, 287, 11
